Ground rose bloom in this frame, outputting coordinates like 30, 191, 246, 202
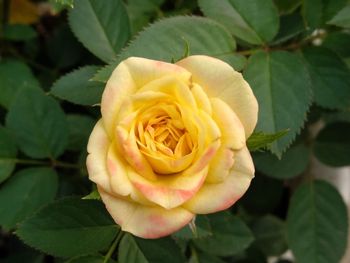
87, 55, 258, 238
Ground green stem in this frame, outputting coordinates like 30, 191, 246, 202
103, 230, 124, 263
190, 244, 199, 262
237, 48, 262, 56
51, 160, 82, 169
12, 159, 49, 166
3, 158, 82, 170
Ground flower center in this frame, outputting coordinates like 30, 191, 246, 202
135, 103, 194, 160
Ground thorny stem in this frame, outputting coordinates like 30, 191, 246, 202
103, 230, 124, 263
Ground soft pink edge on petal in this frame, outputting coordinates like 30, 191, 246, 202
183, 147, 254, 214
99, 188, 194, 239
128, 140, 219, 209
102, 57, 191, 137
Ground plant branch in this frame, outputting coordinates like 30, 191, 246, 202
103, 230, 124, 263
3, 158, 83, 170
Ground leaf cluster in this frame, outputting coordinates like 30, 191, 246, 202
1, 0, 350, 262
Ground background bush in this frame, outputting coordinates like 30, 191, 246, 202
0, 0, 349, 262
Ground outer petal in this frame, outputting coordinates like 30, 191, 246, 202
101, 57, 191, 137
206, 147, 234, 183
106, 143, 133, 196
99, 188, 194, 239
176, 55, 258, 137
86, 120, 113, 193
211, 98, 245, 149
183, 147, 254, 214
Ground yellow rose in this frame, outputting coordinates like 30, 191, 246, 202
86, 56, 258, 238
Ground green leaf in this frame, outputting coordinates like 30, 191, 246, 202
314, 122, 350, 166
274, 0, 301, 14
244, 51, 312, 156
55, 0, 74, 7
194, 212, 254, 256
328, 4, 350, 28
173, 215, 212, 239
51, 66, 104, 106
0, 125, 17, 183
254, 144, 310, 179
322, 0, 347, 22
126, 0, 163, 34
0, 167, 58, 230
302, 0, 346, 28
65, 255, 116, 263
247, 130, 289, 152
189, 251, 225, 263
118, 233, 186, 263
93, 16, 236, 82
198, 0, 279, 45
82, 189, 101, 200
272, 13, 305, 45
252, 215, 287, 256
322, 32, 350, 57
17, 198, 119, 258
0, 60, 40, 109
287, 180, 348, 263
67, 114, 95, 151
300, 47, 350, 110
302, 0, 323, 28
6, 88, 68, 159
3, 24, 37, 41
49, 0, 74, 13
68, 0, 130, 62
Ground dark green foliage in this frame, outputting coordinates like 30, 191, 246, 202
1, 0, 349, 262
287, 180, 348, 263
17, 198, 119, 258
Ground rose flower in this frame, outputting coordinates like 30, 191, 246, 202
87, 55, 258, 238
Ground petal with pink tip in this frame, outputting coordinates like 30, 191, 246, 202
129, 140, 220, 209
99, 188, 194, 239
176, 55, 258, 137
115, 125, 157, 181
106, 143, 133, 196
102, 57, 191, 137
183, 147, 254, 214
86, 120, 113, 193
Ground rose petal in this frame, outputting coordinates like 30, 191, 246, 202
206, 147, 234, 183
191, 83, 212, 115
129, 140, 220, 209
116, 125, 157, 181
99, 188, 194, 239
137, 75, 196, 109
176, 55, 258, 137
106, 143, 133, 196
183, 147, 254, 214
87, 120, 113, 193
102, 57, 191, 137
211, 98, 246, 149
